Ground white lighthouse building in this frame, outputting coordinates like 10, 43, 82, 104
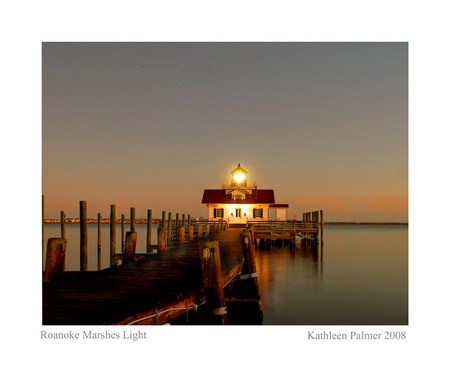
201, 163, 289, 223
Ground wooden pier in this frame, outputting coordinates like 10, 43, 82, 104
43, 214, 262, 325
42, 198, 322, 325
249, 210, 324, 244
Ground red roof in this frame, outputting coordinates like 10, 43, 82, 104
269, 204, 289, 208
202, 189, 275, 204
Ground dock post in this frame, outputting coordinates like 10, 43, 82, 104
131, 207, 136, 233
42, 194, 45, 271
248, 224, 255, 247
168, 212, 172, 245
98, 213, 102, 270
182, 214, 186, 228
197, 224, 203, 238
162, 211, 166, 230
80, 201, 88, 271
123, 232, 138, 264
177, 226, 185, 245
320, 210, 324, 243
187, 224, 194, 241
147, 209, 152, 253
198, 239, 227, 325
60, 210, 66, 240
241, 231, 261, 297
43, 238, 67, 281
110, 205, 117, 267
214, 222, 219, 233
158, 228, 167, 252
205, 224, 210, 236
176, 213, 180, 229
121, 214, 125, 253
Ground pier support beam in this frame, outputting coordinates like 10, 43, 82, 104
80, 201, 88, 271
146, 210, 152, 253
198, 239, 227, 325
130, 207, 136, 233
187, 225, 194, 241
123, 232, 138, 264
44, 238, 67, 281
98, 213, 102, 270
60, 210, 66, 240
320, 210, 324, 243
177, 227, 185, 245
158, 229, 167, 253
241, 230, 260, 297
110, 205, 117, 267
197, 224, 203, 238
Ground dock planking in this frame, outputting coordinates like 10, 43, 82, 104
42, 228, 245, 325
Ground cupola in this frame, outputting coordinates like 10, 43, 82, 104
231, 163, 247, 187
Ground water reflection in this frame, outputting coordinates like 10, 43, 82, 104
255, 226, 408, 325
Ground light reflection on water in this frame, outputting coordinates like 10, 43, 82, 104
256, 225, 408, 325
43, 224, 408, 325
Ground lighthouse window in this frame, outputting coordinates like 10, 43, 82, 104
253, 208, 263, 218
214, 208, 224, 218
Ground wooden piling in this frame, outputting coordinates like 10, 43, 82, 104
121, 214, 125, 253
44, 238, 67, 281
80, 201, 88, 271
131, 207, 136, 233
60, 210, 66, 240
168, 212, 172, 245
205, 224, 210, 236
123, 232, 138, 264
147, 210, 152, 253
187, 225, 194, 241
240, 230, 260, 297
98, 213, 102, 270
197, 224, 203, 238
182, 214, 186, 228
176, 213, 180, 229
158, 229, 167, 252
161, 211, 166, 229
42, 194, 45, 270
198, 239, 227, 325
177, 226, 185, 245
110, 205, 117, 267
320, 210, 324, 243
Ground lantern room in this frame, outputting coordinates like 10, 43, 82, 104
230, 163, 247, 187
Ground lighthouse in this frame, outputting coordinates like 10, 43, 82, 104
201, 163, 289, 223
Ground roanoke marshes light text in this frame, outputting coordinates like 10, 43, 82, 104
41, 330, 146, 341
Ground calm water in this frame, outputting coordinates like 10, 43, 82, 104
43, 224, 408, 325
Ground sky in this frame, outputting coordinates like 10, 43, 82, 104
42, 42, 408, 222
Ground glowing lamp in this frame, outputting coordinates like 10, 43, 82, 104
234, 173, 245, 182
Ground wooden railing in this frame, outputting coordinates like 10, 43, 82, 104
247, 220, 319, 231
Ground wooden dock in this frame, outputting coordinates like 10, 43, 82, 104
249, 210, 324, 243
42, 227, 261, 325
42, 198, 322, 325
